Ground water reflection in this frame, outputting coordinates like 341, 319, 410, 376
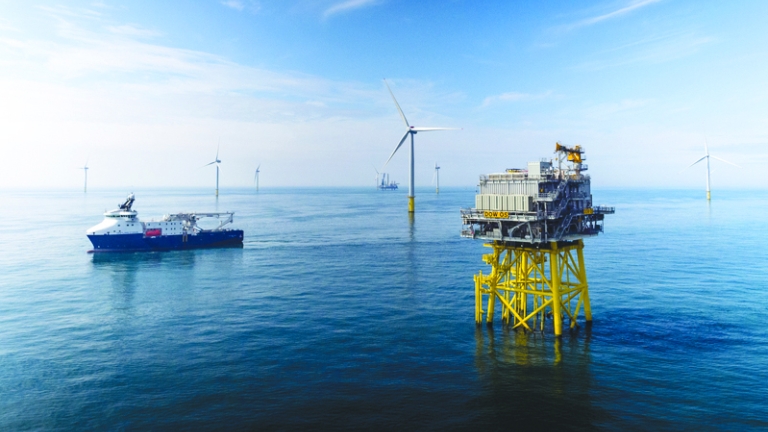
404, 212, 418, 290
408, 212, 415, 240
91, 251, 198, 311
472, 326, 601, 430
91, 250, 198, 268
475, 326, 593, 364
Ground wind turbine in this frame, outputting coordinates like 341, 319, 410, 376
203, 144, 222, 197
686, 141, 740, 200
381, 79, 458, 212
254, 164, 261, 192
81, 159, 89, 193
432, 162, 440, 194
373, 165, 380, 189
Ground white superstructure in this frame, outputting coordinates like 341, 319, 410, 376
86, 193, 234, 237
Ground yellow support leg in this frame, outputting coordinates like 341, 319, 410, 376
576, 240, 592, 322
472, 240, 592, 336
408, 196, 415, 212
475, 272, 483, 324
550, 244, 563, 336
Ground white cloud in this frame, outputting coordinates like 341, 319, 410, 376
221, 1, 245, 11
570, 32, 714, 71
221, 0, 260, 13
323, 0, 379, 19
106, 24, 161, 38
565, 0, 662, 31
582, 98, 653, 120
0, 10, 442, 189
0, 17, 19, 32
481, 90, 553, 107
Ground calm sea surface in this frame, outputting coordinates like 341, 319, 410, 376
1, 187, 767, 431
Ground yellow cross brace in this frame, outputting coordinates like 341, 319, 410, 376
474, 240, 592, 336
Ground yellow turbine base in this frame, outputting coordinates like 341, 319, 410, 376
707, 191, 711, 200
408, 196, 415, 213
474, 240, 592, 336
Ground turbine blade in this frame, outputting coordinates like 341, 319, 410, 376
372, 164, 379, 174
382, 131, 410, 169
711, 155, 741, 168
202, 161, 217, 167
216, 141, 220, 160
384, 79, 410, 128
686, 155, 707, 169
410, 127, 460, 132
257, 164, 261, 171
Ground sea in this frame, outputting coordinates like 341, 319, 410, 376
1, 187, 767, 431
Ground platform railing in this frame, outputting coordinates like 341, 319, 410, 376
593, 206, 615, 214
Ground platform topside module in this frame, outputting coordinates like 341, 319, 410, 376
461, 143, 614, 244
463, 143, 615, 336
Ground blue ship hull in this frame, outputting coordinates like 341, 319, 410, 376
88, 230, 244, 252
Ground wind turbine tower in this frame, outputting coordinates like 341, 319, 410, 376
254, 164, 261, 192
204, 145, 222, 197
81, 160, 89, 193
382, 79, 458, 213
687, 142, 740, 200
434, 162, 440, 194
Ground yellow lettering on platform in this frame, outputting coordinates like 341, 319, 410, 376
483, 211, 509, 219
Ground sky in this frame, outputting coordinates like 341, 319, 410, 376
1, 0, 767, 190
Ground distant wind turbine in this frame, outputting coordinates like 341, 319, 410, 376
432, 162, 440, 194
254, 164, 261, 192
686, 141, 740, 200
203, 144, 222, 197
373, 165, 380, 189
81, 159, 89, 193
381, 79, 459, 212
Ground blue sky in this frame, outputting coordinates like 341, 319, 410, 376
1, 0, 767, 190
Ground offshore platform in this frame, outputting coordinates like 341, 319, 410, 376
461, 143, 614, 336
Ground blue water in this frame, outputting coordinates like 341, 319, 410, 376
1, 187, 767, 430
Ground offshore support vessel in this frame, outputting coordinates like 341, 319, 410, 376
461, 143, 614, 335
86, 194, 243, 252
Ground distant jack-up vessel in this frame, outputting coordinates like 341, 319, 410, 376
374, 167, 398, 190
86, 194, 243, 252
